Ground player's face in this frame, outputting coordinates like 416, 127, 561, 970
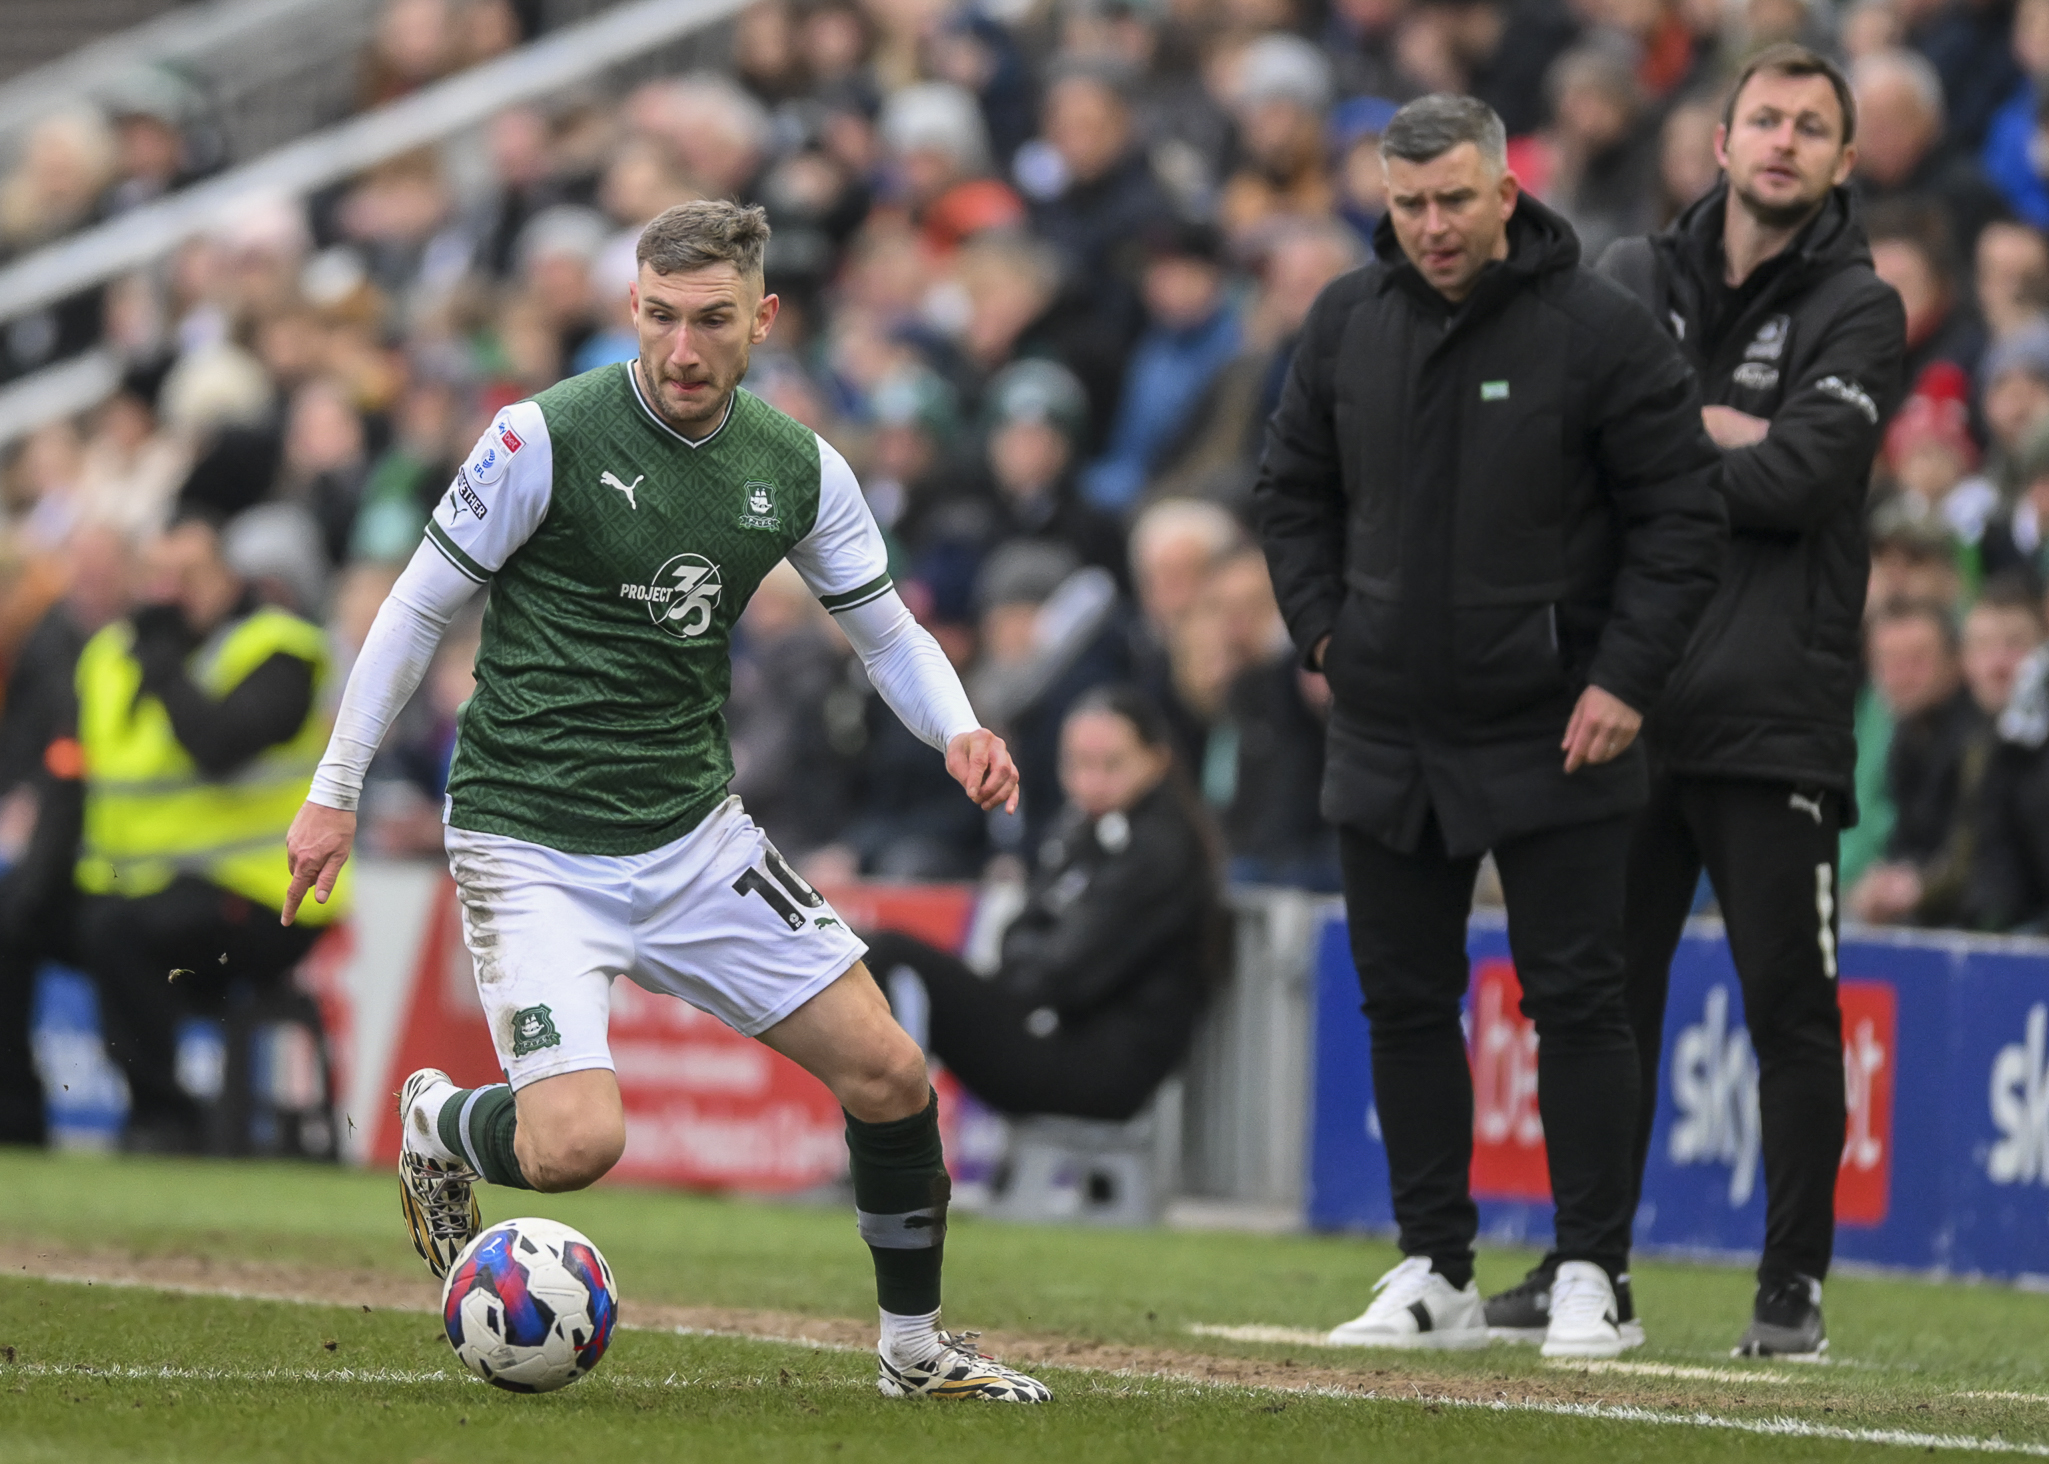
1059, 709, 1172, 820
1383, 142, 1518, 304
630, 262, 780, 435
1715, 70, 1855, 228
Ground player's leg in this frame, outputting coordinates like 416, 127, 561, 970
1690, 778, 1844, 1357
632, 800, 1047, 1400
397, 827, 634, 1276
756, 963, 1048, 1401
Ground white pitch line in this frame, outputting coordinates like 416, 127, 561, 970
1, 1360, 465, 1386
1549, 1359, 1804, 1385
13, 1274, 2049, 1453
1440, 1397, 2049, 1457
1185, 1323, 1335, 1347
1962, 1392, 2049, 1404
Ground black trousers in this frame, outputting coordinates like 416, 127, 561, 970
79, 877, 321, 1139
1624, 773, 1845, 1284
1340, 814, 1639, 1281
861, 931, 1176, 1122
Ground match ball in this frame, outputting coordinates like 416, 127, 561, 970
441, 1217, 618, 1393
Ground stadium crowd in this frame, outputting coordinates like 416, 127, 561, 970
4, 0, 2049, 934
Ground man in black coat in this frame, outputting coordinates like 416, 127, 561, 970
1536, 45, 1904, 1358
1254, 94, 1725, 1358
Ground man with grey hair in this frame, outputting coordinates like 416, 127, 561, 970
1851, 48, 2006, 253
1255, 93, 1725, 1357
284, 199, 1051, 1402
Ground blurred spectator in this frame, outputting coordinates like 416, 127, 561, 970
1026, 62, 1180, 340
1217, 33, 1337, 236
967, 540, 1128, 851
879, 82, 1026, 254
512, 205, 610, 375
276, 378, 371, 567
0, 108, 117, 258
1402, 0, 1582, 135
863, 686, 1224, 1121
1328, 96, 1399, 241
99, 69, 215, 217
71, 360, 189, 542
349, 367, 467, 563
1867, 199, 1986, 398
633, 73, 772, 201
1968, 636, 2049, 928
965, 359, 1127, 582
1150, 221, 1363, 507
1539, 44, 1661, 264
1655, 93, 1722, 224
1903, 576, 2045, 922
1909, 0, 2025, 153
1849, 598, 1981, 922
1853, 49, 2009, 254
728, 562, 864, 858
361, 0, 458, 107
1975, 218, 2049, 340
1984, 0, 2049, 228
1080, 220, 1243, 511
1978, 319, 2049, 494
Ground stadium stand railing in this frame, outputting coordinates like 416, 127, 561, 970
0, 0, 747, 450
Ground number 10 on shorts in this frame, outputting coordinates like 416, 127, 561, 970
732, 843, 825, 931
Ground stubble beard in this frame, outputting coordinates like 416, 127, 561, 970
636, 351, 743, 438
1732, 169, 1830, 232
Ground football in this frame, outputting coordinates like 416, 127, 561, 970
441, 1217, 618, 1393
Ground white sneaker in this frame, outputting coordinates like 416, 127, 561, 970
1540, 1260, 1626, 1359
1327, 1257, 1490, 1350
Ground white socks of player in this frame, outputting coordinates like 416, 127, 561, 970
879, 1307, 944, 1365
404, 1075, 464, 1165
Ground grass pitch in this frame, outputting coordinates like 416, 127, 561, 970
5, 1151, 2049, 1461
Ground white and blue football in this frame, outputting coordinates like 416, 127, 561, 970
441, 1217, 618, 1393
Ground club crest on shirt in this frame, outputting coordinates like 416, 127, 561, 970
510, 1004, 560, 1056
1745, 315, 1790, 362
739, 480, 779, 530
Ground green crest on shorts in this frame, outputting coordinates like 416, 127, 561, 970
511, 1004, 561, 1057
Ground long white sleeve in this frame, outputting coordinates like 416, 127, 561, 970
307, 541, 483, 811
834, 589, 980, 751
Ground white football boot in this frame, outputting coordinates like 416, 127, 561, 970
877, 1330, 1052, 1402
396, 1067, 481, 1279
1540, 1260, 1628, 1359
1327, 1256, 1490, 1350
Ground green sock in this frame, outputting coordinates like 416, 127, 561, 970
845, 1091, 948, 1315
436, 1084, 533, 1190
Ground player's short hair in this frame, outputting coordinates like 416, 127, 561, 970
636, 200, 772, 282
1380, 94, 1507, 173
1725, 42, 1857, 147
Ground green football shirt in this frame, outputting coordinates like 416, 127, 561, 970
421, 363, 894, 855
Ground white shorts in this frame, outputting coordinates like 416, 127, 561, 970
443, 796, 868, 1089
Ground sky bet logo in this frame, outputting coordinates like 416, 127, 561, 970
1988, 1003, 2049, 1187
1666, 980, 1895, 1223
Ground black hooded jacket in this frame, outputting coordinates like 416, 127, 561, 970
1254, 193, 1727, 858
1599, 183, 1906, 808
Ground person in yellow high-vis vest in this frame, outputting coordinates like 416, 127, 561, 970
64, 517, 348, 1153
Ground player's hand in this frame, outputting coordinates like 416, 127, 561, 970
283, 800, 357, 926
1701, 405, 1770, 448
947, 728, 1020, 814
1561, 685, 1642, 773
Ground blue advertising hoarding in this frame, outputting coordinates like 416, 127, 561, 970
1309, 913, 2049, 1279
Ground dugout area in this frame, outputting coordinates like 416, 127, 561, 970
5, 1149, 2049, 1462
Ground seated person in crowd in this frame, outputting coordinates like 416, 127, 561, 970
1908, 577, 2046, 922
30, 514, 349, 1151
1969, 637, 2049, 930
862, 687, 1223, 1122
1849, 599, 1985, 924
